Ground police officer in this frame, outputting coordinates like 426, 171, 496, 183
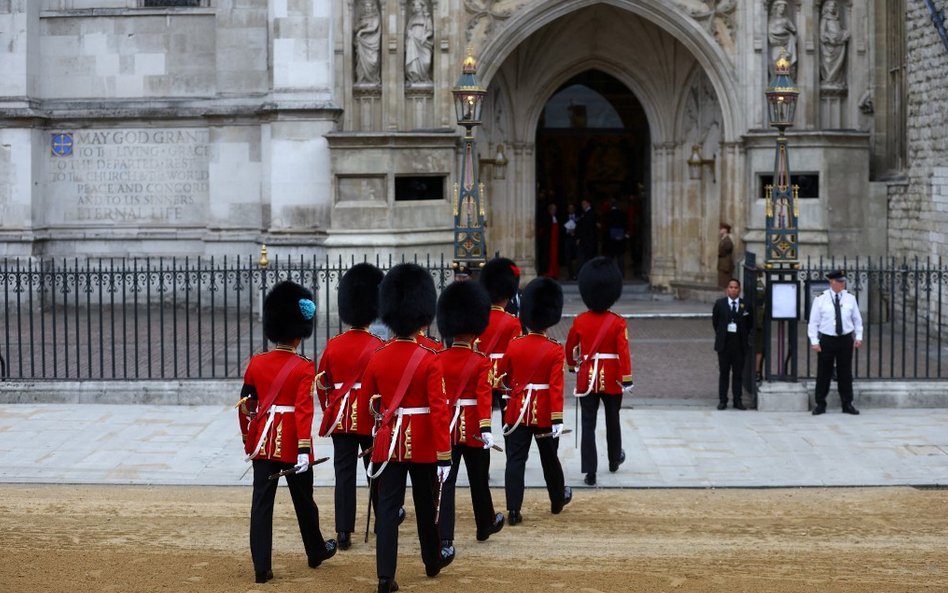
808, 269, 863, 415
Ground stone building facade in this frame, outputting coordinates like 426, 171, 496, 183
0, 0, 943, 291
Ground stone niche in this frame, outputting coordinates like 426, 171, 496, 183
325, 131, 456, 260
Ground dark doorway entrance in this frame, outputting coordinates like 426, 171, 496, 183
535, 69, 650, 281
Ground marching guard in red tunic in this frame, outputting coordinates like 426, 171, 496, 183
497, 277, 571, 526
435, 281, 505, 552
477, 257, 523, 410
315, 263, 385, 551
361, 263, 454, 593
565, 257, 634, 486
236, 281, 336, 584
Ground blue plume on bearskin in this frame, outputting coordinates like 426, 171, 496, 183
578, 256, 623, 312
520, 276, 563, 331
339, 262, 384, 328
379, 263, 437, 338
436, 280, 491, 338
263, 280, 315, 343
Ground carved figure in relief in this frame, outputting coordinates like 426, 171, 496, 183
354, 0, 381, 85
768, 0, 797, 75
819, 0, 850, 88
405, 0, 434, 85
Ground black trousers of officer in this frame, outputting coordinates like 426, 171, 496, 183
815, 333, 855, 408
580, 392, 623, 474
250, 459, 328, 573
375, 461, 441, 579
504, 425, 565, 512
331, 433, 377, 535
439, 444, 495, 543
717, 335, 746, 404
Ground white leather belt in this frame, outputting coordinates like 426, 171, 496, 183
333, 382, 362, 390
449, 399, 478, 433
398, 406, 430, 415
489, 353, 504, 359
322, 383, 363, 437
246, 405, 295, 460
502, 383, 549, 436
574, 353, 619, 397
457, 398, 478, 406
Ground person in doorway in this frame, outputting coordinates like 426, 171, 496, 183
436, 281, 505, 553
603, 199, 628, 277
565, 257, 633, 486
497, 277, 571, 525
577, 198, 599, 268
563, 202, 580, 280
362, 263, 454, 593
537, 202, 560, 278
712, 278, 754, 410
717, 223, 735, 289
807, 269, 863, 415
237, 281, 337, 584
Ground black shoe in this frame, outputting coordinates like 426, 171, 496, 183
551, 486, 573, 514
812, 405, 826, 415
308, 539, 337, 568
507, 510, 522, 525
254, 569, 273, 584
584, 472, 596, 485
717, 401, 727, 410
842, 404, 860, 415
426, 542, 455, 577
378, 577, 399, 593
476, 512, 505, 541
733, 401, 747, 410
609, 450, 626, 473
337, 531, 351, 550
397, 506, 406, 525
756, 372, 763, 383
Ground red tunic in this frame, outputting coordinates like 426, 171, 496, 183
238, 347, 315, 463
416, 332, 444, 352
315, 328, 384, 437
361, 339, 451, 464
564, 311, 633, 395
476, 306, 522, 387
437, 341, 492, 447
498, 332, 565, 429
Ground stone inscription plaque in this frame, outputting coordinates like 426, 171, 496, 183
46, 128, 210, 226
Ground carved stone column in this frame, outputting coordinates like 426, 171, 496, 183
650, 142, 678, 288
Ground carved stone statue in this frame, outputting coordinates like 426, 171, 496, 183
405, 0, 433, 85
354, 0, 381, 85
768, 0, 797, 75
819, 0, 850, 89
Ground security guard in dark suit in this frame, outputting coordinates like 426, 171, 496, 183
711, 278, 754, 410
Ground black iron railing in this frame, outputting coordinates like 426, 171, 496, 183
0, 254, 452, 381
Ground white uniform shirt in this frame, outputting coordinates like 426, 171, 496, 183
807, 288, 863, 345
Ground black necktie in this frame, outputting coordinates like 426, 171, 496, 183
731, 301, 737, 316
834, 294, 843, 336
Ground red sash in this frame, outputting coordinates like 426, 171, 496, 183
317, 339, 378, 437
243, 355, 304, 455
370, 346, 428, 464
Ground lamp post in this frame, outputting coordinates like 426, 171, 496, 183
763, 51, 801, 381
450, 50, 488, 276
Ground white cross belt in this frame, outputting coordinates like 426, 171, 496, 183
246, 405, 295, 460
503, 383, 549, 436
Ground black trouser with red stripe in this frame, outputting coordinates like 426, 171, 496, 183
375, 461, 441, 579
331, 433, 377, 534
250, 459, 328, 574
580, 392, 623, 474
504, 425, 565, 512
439, 444, 495, 542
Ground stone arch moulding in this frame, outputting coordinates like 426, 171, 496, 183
475, 0, 744, 143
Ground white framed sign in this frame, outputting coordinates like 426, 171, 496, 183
770, 281, 799, 320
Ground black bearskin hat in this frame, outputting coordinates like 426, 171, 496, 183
520, 277, 563, 332
578, 256, 623, 312
263, 280, 315, 343
379, 263, 437, 338
436, 280, 491, 339
338, 262, 384, 328
480, 257, 520, 304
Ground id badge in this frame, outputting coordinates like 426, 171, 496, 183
727, 322, 737, 333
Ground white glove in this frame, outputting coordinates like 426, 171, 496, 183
481, 432, 495, 450
293, 453, 310, 474
550, 424, 564, 439
622, 382, 634, 395
436, 465, 451, 483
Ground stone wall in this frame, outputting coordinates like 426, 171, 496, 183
891, 4, 948, 261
